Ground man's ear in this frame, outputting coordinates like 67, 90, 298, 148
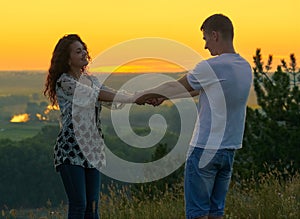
211, 31, 218, 41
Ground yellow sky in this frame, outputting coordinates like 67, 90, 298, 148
0, 0, 299, 72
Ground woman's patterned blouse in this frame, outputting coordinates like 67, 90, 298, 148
54, 73, 106, 171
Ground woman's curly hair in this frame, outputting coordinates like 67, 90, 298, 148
44, 34, 91, 105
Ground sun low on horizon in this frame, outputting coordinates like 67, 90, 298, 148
0, 0, 299, 72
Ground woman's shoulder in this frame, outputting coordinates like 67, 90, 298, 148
58, 73, 73, 81
56, 73, 70, 83
57, 73, 80, 86
56, 73, 77, 92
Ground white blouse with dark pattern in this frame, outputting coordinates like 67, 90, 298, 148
54, 73, 107, 171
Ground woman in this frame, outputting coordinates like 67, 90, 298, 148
44, 34, 134, 219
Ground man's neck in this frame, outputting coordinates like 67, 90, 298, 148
218, 42, 236, 55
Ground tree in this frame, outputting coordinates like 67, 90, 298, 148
0, 125, 65, 208
236, 49, 300, 179
253, 49, 300, 126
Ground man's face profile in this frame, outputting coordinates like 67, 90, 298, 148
202, 30, 218, 56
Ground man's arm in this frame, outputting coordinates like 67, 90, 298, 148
169, 89, 199, 99
135, 75, 196, 104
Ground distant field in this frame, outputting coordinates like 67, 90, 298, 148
0, 122, 40, 141
0, 122, 53, 141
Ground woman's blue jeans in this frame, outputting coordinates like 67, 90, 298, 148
58, 164, 101, 219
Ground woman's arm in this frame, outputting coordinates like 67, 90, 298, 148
98, 86, 134, 103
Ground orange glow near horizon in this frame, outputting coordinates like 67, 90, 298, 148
91, 59, 186, 73
0, 0, 299, 72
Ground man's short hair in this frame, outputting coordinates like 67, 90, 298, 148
200, 14, 234, 40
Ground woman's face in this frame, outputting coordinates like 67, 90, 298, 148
68, 41, 88, 69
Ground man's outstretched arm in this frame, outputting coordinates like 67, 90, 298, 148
135, 75, 196, 105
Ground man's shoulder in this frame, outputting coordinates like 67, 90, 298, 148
206, 53, 247, 62
203, 54, 250, 69
197, 55, 227, 68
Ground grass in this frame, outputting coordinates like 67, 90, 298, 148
226, 169, 300, 219
1, 170, 299, 219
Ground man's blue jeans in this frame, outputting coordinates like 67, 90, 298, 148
184, 147, 235, 218
58, 164, 101, 219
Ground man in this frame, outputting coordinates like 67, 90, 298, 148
135, 14, 252, 219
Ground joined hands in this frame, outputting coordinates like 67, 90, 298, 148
134, 91, 166, 107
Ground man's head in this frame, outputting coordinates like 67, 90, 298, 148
200, 14, 234, 56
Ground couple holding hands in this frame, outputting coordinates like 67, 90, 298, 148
44, 14, 252, 219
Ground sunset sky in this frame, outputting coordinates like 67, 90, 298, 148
0, 0, 299, 72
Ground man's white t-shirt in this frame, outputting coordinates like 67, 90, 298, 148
186, 53, 252, 150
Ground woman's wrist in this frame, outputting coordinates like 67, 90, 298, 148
114, 90, 135, 103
